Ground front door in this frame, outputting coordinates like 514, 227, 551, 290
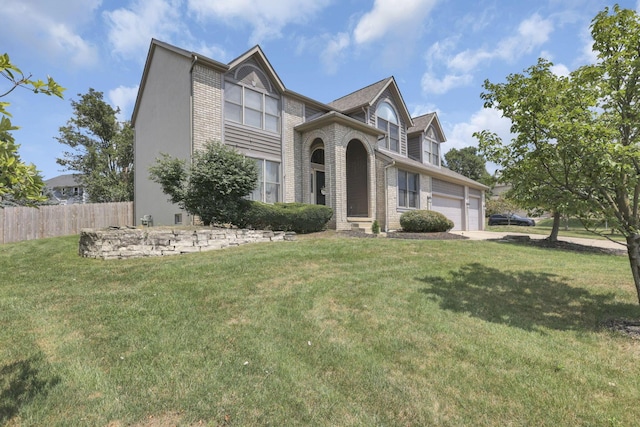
315, 170, 326, 205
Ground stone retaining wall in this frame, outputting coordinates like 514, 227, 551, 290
79, 227, 295, 260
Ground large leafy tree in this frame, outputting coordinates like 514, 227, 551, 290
0, 53, 64, 205
443, 146, 491, 185
475, 59, 591, 241
477, 5, 640, 303
56, 88, 133, 202
149, 141, 257, 226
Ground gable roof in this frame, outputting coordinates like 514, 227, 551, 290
44, 174, 82, 188
226, 45, 286, 94
328, 78, 389, 112
408, 112, 447, 142
328, 77, 413, 127
377, 151, 488, 190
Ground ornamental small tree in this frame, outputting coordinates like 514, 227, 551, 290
149, 141, 257, 226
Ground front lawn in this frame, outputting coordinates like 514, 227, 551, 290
1, 233, 639, 426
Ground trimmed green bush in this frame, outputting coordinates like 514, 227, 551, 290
242, 201, 333, 234
400, 210, 454, 232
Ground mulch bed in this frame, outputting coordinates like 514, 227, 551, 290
602, 319, 640, 339
339, 231, 468, 240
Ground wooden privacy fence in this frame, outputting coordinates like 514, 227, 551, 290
0, 202, 134, 244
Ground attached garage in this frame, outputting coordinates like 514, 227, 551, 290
432, 195, 463, 231
468, 196, 482, 231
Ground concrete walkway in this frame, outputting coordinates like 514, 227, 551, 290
450, 230, 627, 251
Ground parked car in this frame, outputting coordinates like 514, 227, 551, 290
488, 213, 536, 226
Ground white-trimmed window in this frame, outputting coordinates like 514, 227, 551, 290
398, 170, 419, 209
424, 126, 440, 166
224, 81, 280, 132
376, 101, 400, 152
249, 159, 280, 203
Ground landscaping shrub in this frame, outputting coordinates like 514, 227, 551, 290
400, 209, 454, 232
243, 201, 333, 234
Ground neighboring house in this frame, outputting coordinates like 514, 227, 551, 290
44, 174, 87, 205
132, 39, 488, 231
491, 182, 512, 200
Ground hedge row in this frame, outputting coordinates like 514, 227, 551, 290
242, 202, 333, 234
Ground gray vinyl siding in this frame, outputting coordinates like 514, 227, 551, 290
224, 122, 282, 159
407, 135, 421, 162
134, 46, 192, 226
349, 111, 367, 123
469, 188, 482, 197
305, 104, 324, 120
432, 178, 464, 198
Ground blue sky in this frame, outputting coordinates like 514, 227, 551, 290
2, 0, 638, 180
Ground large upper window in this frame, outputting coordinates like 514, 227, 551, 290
398, 170, 419, 209
225, 81, 280, 133
424, 126, 440, 166
376, 102, 400, 152
249, 159, 280, 203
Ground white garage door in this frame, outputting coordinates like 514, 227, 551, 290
468, 197, 481, 231
432, 196, 463, 231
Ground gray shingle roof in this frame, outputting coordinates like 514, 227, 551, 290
327, 78, 392, 113
408, 113, 435, 134
376, 150, 488, 190
44, 174, 82, 188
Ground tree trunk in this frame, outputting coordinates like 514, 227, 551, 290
548, 211, 561, 242
626, 233, 640, 304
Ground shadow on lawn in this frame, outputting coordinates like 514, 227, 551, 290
0, 353, 60, 423
418, 263, 638, 333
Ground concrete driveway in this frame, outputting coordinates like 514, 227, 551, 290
450, 230, 627, 251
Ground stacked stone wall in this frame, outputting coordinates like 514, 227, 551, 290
79, 227, 295, 260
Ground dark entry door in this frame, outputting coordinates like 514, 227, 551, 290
315, 171, 326, 205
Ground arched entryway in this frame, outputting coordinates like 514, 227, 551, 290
310, 139, 326, 205
346, 139, 368, 217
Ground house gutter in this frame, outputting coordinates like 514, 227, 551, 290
383, 160, 396, 232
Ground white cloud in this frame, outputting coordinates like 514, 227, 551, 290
0, 0, 99, 67
353, 0, 438, 45
449, 14, 554, 73
421, 72, 472, 95
578, 25, 598, 65
108, 85, 140, 121
410, 103, 440, 118
550, 63, 571, 77
187, 0, 331, 45
184, 42, 228, 62
320, 33, 351, 74
444, 107, 512, 174
104, 0, 184, 60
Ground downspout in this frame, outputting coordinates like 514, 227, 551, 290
383, 160, 396, 232
188, 55, 198, 225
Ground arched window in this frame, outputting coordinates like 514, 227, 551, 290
424, 125, 440, 166
311, 148, 325, 165
376, 101, 400, 152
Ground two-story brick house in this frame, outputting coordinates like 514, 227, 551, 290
132, 39, 487, 231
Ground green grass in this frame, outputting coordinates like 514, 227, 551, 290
1, 233, 640, 426
486, 217, 626, 241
